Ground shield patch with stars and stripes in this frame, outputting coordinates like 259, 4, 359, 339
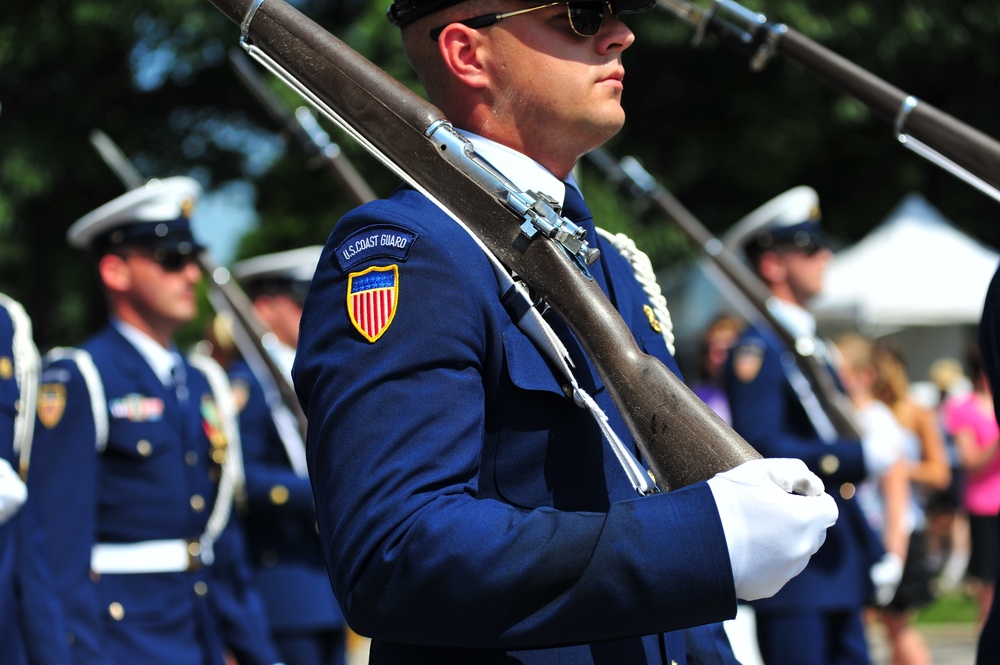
347, 265, 399, 343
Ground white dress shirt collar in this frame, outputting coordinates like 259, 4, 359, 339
457, 130, 580, 208
768, 299, 817, 338
112, 318, 178, 386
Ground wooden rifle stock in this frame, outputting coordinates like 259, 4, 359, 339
587, 148, 862, 440
206, 0, 759, 490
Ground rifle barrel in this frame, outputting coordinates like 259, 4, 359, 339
657, 0, 1000, 202
777, 29, 1000, 195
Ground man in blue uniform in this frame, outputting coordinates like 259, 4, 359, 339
293, 2, 840, 663
28, 177, 283, 665
976, 261, 1000, 665
228, 246, 348, 665
723, 187, 900, 665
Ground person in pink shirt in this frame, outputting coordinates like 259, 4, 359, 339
945, 346, 1000, 627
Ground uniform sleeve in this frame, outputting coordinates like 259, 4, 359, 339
293, 201, 735, 649
976, 264, 1000, 663
15, 496, 74, 665
29, 356, 105, 660
726, 336, 867, 486
980, 262, 1000, 416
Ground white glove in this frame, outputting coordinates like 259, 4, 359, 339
870, 552, 904, 607
0, 458, 27, 524
708, 458, 839, 601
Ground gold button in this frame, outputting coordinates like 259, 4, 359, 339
190, 495, 206, 512
212, 449, 227, 464
269, 485, 290, 506
108, 602, 125, 621
820, 454, 840, 476
840, 483, 856, 500
185, 450, 198, 466
194, 581, 208, 596
188, 541, 202, 558
136, 440, 153, 457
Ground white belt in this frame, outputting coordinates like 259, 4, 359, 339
91, 538, 209, 574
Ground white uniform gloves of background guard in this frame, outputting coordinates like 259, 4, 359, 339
0, 458, 27, 524
708, 458, 839, 601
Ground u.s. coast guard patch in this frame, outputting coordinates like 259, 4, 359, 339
335, 225, 417, 271
37, 383, 67, 429
347, 265, 399, 343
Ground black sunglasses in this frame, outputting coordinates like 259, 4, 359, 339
429, 1, 617, 41
118, 247, 197, 272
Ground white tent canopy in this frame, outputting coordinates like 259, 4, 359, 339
812, 193, 999, 331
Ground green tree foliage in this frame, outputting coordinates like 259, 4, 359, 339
1, 0, 998, 350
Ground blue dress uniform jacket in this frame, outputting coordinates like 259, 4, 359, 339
977, 262, 1000, 665
726, 326, 883, 612
1, 300, 72, 665
29, 324, 279, 665
228, 360, 345, 642
0, 303, 30, 665
294, 187, 738, 665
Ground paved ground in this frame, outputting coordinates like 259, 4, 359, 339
868, 622, 979, 665
346, 621, 981, 664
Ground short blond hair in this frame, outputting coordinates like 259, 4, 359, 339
400, 0, 494, 105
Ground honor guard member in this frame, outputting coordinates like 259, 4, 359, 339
27, 177, 284, 665
227, 246, 348, 665
293, 2, 839, 663
976, 262, 1000, 665
723, 187, 900, 665
1, 294, 73, 665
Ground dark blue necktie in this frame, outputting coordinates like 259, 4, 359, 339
561, 184, 610, 297
170, 352, 190, 409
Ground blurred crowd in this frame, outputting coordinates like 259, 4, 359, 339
693, 309, 999, 665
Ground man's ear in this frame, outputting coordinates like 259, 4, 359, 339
437, 23, 490, 89
757, 251, 787, 286
98, 253, 131, 294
